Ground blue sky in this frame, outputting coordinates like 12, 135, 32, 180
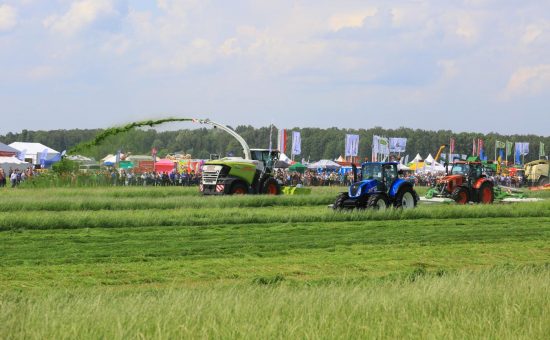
0, 0, 549, 135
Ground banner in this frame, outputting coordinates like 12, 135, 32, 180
495, 140, 505, 149
345, 134, 359, 157
516, 142, 529, 155
277, 128, 287, 153
477, 139, 484, 157
540, 142, 546, 158
506, 141, 513, 157
291, 131, 301, 155
450, 138, 455, 154
379, 137, 389, 155
389, 138, 407, 153
17, 149, 26, 161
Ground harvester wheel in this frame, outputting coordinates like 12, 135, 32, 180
451, 187, 469, 204
230, 182, 248, 195
262, 178, 281, 195
394, 187, 417, 209
367, 194, 389, 210
477, 182, 494, 204
539, 177, 549, 186
333, 192, 349, 210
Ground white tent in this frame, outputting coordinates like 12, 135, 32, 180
101, 154, 117, 166
424, 154, 435, 164
397, 163, 411, 171
0, 156, 32, 174
9, 142, 59, 165
279, 153, 292, 164
308, 159, 342, 170
411, 153, 423, 162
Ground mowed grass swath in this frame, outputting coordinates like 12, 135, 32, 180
1, 186, 549, 338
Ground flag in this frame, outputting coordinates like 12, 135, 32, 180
499, 149, 504, 160
291, 131, 301, 155
39, 148, 48, 167
515, 143, 523, 164
389, 138, 407, 153
277, 128, 287, 153
495, 140, 505, 149
345, 134, 359, 157
450, 138, 455, 154
540, 142, 546, 157
115, 150, 121, 164
379, 137, 389, 155
477, 139, 484, 157
519, 143, 529, 155
472, 138, 477, 156
17, 149, 26, 161
506, 141, 513, 157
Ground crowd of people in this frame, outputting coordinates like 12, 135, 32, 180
0, 168, 35, 188
0, 164, 527, 189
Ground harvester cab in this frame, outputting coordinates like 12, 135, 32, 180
431, 161, 494, 204
333, 162, 418, 211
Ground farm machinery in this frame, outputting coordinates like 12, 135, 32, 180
428, 161, 494, 204
196, 119, 281, 195
333, 162, 419, 210
524, 159, 549, 187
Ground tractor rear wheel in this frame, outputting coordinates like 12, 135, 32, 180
451, 187, 469, 204
477, 182, 494, 204
262, 178, 281, 195
333, 192, 349, 210
394, 187, 417, 209
230, 182, 248, 195
367, 194, 389, 210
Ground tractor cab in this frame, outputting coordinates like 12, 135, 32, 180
451, 161, 483, 180
250, 149, 280, 172
361, 162, 398, 191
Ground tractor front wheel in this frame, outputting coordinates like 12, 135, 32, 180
230, 182, 249, 195
394, 187, 417, 209
367, 194, 389, 210
262, 178, 281, 195
451, 187, 469, 204
477, 182, 494, 204
333, 192, 349, 210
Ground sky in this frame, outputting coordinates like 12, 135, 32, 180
0, 0, 549, 135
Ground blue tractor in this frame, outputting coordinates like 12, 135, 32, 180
333, 162, 419, 210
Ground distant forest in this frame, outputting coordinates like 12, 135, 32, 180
1, 126, 548, 163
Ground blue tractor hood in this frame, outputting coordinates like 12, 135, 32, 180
348, 179, 379, 198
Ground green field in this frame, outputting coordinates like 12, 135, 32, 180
1, 186, 549, 339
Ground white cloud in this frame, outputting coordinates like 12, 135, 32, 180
521, 24, 545, 44
504, 64, 550, 97
43, 0, 115, 35
329, 9, 378, 31
0, 4, 17, 31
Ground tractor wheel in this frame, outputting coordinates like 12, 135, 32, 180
262, 178, 281, 195
367, 194, 389, 211
230, 182, 248, 195
394, 187, 417, 210
451, 187, 469, 204
333, 192, 349, 210
477, 182, 494, 204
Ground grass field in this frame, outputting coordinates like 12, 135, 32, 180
1, 186, 549, 339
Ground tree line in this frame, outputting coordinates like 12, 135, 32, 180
1, 126, 548, 163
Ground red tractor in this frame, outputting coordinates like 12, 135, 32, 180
431, 161, 494, 204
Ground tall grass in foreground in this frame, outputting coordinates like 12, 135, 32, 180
1, 267, 548, 339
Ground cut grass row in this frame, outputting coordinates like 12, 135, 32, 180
2, 267, 549, 339
1, 201, 549, 230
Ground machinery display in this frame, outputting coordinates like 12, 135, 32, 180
333, 162, 418, 210
524, 159, 549, 187
429, 161, 494, 204
196, 119, 281, 195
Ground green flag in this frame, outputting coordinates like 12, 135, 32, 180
541, 142, 545, 157
495, 140, 505, 149
506, 141, 513, 156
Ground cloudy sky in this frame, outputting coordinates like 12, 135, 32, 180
0, 0, 549, 135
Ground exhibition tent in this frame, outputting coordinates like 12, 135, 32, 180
0, 156, 31, 174
154, 159, 176, 173
308, 159, 341, 170
9, 142, 58, 164
0, 142, 18, 157
289, 162, 307, 173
